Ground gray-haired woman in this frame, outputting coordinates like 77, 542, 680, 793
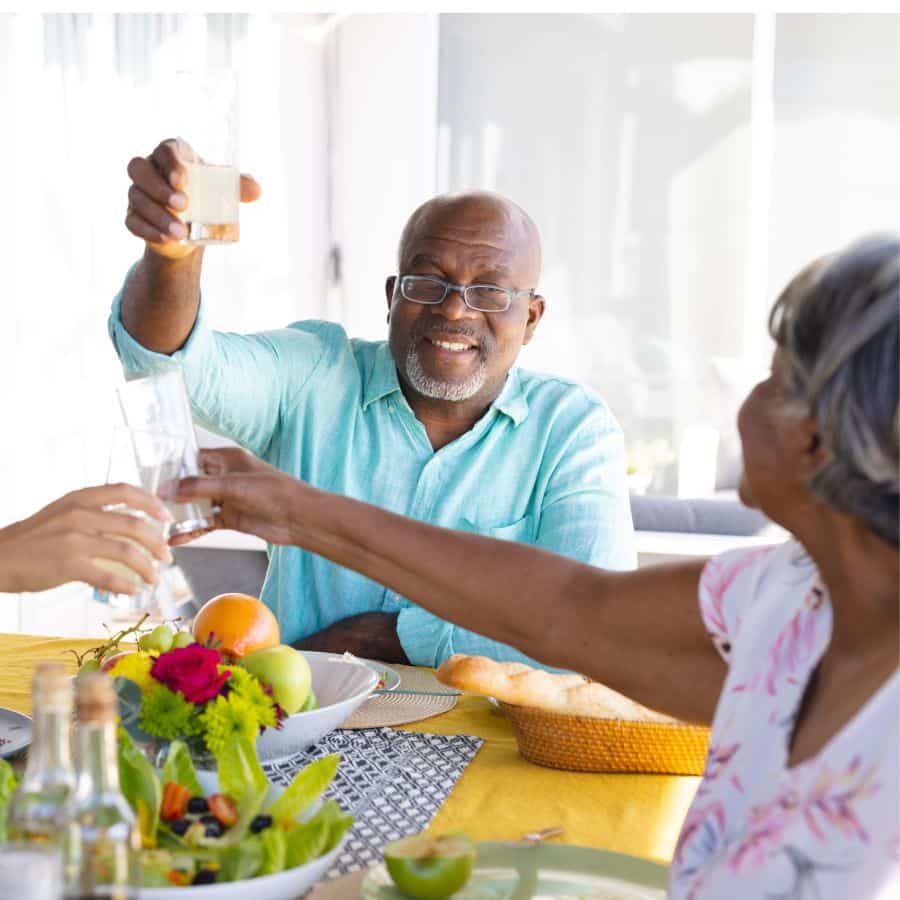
180, 235, 899, 898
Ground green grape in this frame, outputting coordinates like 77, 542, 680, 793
78, 658, 101, 675
139, 625, 174, 654
171, 631, 194, 649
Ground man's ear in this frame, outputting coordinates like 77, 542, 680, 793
522, 294, 546, 346
385, 276, 397, 322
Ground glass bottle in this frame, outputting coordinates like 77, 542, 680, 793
67, 673, 140, 900
7, 660, 75, 887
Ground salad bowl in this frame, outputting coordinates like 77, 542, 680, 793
256, 651, 378, 763
128, 744, 351, 899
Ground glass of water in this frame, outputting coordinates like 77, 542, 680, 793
116, 369, 216, 538
92, 426, 184, 615
174, 69, 240, 245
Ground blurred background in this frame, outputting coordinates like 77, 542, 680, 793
1, 12, 898, 630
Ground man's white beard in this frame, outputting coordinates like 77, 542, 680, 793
403, 345, 488, 402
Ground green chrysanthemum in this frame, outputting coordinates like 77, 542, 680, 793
226, 667, 278, 729
199, 692, 259, 758
139, 685, 199, 741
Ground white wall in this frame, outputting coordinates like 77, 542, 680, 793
329, 13, 439, 340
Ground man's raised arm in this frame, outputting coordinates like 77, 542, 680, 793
119, 139, 260, 354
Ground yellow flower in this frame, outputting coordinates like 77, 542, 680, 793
107, 651, 155, 693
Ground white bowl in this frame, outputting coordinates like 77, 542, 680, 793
256, 650, 378, 763
140, 771, 346, 900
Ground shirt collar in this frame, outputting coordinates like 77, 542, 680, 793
363, 342, 529, 427
362, 342, 404, 409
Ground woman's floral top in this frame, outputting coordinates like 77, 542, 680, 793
670, 541, 899, 899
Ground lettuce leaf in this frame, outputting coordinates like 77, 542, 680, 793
117, 728, 161, 848
258, 825, 287, 876
217, 839, 264, 882
318, 799, 353, 853
0, 759, 18, 846
161, 739, 202, 797
266, 753, 339, 825
284, 816, 330, 869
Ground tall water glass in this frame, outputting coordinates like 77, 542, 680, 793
175, 69, 240, 245
92, 426, 184, 615
116, 370, 215, 537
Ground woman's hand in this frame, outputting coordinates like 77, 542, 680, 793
0, 484, 173, 594
176, 447, 306, 546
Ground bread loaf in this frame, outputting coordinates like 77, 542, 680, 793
436, 654, 676, 723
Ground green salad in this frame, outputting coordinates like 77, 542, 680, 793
119, 731, 351, 887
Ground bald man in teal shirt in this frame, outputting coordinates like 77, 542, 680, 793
111, 139, 635, 667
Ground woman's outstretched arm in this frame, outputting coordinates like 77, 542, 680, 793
178, 449, 724, 724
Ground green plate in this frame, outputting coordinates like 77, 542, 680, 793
361, 842, 668, 899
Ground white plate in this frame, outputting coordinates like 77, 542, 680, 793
366, 661, 401, 693
256, 651, 378, 763
140, 771, 347, 900
361, 841, 668, 899
0, 708, 31, 758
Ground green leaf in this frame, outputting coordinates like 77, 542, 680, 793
217, 838, 264, 882
258, 825, 287, 876
215, 733, 268, 809
117, 728, 161, 847
162, 740, 202, 797
267, 754, 339, 825
284, 817, 330, 869
0, 759, 18, 846
318, 799, 353, 853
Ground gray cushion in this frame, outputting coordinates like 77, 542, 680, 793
629, 494, 771, 536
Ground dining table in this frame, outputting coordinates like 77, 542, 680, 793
0, 632, 702, 892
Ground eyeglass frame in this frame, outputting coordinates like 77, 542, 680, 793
394, 274, 536, 313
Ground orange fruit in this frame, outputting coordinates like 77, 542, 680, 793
191, 593, 280, 660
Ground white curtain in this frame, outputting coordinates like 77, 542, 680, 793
0, 13, 331, 528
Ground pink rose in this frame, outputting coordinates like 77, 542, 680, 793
150, 644, 230, 704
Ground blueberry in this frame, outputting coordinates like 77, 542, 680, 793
250, 814, 273, 833
170, 819, 190, 836
204, 822, 223, 838
192, 869, 217, 885
199, 814, 218, 826
187, 797, 209, 814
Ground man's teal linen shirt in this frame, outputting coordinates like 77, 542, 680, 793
109, 293, 636, 667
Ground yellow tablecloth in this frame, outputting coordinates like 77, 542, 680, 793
0, 634, 699, 864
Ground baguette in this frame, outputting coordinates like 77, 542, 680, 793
436, 654, 676, 723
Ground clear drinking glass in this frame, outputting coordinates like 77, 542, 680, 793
116, 370, 215, 537
92, 426, 184, 615
175, 69, 240, 245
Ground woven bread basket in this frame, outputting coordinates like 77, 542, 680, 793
498, 702, 710, 775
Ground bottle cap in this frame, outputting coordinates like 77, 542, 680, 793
31, 660, 73, 711
74, 672, 118, 723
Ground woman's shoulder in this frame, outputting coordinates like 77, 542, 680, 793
699, 540, 818, 661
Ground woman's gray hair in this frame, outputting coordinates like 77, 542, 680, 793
769, 234, 899, 546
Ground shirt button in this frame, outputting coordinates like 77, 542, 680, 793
387, 403, 395, 413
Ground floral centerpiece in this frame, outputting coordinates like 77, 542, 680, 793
109, 642, 284, 768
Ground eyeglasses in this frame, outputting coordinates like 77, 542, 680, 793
395, 274, 535, 313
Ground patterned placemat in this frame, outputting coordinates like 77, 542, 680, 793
262, 726, 483, 884
341, 666, 460, 729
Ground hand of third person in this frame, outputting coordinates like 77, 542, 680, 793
125, 139, 262, 259
0, 484, 173, 595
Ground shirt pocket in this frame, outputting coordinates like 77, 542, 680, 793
460, 513, 535, 545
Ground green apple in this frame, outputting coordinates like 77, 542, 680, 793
239, 644, 312, 715
384, 834, 476, 900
